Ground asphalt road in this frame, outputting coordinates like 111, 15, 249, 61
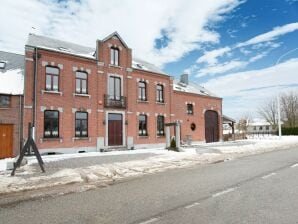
1, 147, 298, 224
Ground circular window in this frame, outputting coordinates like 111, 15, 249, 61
190, 123, 196, 131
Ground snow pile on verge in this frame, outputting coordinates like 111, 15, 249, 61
0, 152, 222, 194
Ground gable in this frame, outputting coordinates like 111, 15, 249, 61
102, 32, 129, 49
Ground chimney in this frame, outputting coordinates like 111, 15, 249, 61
180, 73, 189, 85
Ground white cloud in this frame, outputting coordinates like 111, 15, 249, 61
187, 22, 294, 77
196, 47, 231, 65
196, 52, 267, 77
0, 0, 243, 67
202, 58, 298, 118
197, 60, 247, 77
236, 22, 298, 47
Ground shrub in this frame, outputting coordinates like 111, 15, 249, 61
170, 137, 176, 148
281, 127, 298, 135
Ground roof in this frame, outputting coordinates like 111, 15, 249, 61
26, 34, 96, 59
0, 51, 24, 95
26, 34, 168, 75
222, 115, 236, 123
132, 58, 168, 76
173, 79, 218, 97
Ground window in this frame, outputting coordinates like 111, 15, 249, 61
0, 95, 10, 108
110, 47, 119, 66
44, 110, 59, 138
156, 84, 164, 103
0, 61, 6, 69
187, 104, 194, 115
139, 115, 148, 136
75, 112, 88, 137
253, 126, 256, 131
266, 126, 269, 130
75, 71, 88, 94
45, 66, 59, 91
259, 126, 263, 131
109, 76, 121, 100
138, 81, 147, 101
190, 123, 196, 131
157, 115, 165, 136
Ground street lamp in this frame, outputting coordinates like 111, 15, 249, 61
275, 47, 298, 140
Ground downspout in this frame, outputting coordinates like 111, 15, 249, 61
32, 48, 38, 140
19, 95, 24, 154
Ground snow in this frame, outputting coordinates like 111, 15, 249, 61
0, 69, 23, 94
36, 46, 96, 59
0, 158, 14, 171
1, 137, 298, 195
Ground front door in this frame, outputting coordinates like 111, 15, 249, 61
205, 111, 219, 143
0, 124, 13, 159
108, 113, 123, 146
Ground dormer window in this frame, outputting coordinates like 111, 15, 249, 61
0, 61, 6, 69
110, 47, 119, 66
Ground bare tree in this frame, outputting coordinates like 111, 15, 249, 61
257, 97, 278, 129
280, 91, 298, 128
237, 113, 251, 133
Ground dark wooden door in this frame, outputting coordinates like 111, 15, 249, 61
0, 124, 13, 159
205, 111, 219, 143
108, 114, 123, 146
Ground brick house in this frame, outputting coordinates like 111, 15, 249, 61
23, 32, 222, 154
0, 51, 24, 159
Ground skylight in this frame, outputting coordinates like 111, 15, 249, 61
0, 61, 6, 69
58, 47, 71, 52
136, 63, 143, 69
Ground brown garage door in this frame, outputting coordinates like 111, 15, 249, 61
0, 124, 13, 159
205, 111, 219, 143
108, 113, 123, 146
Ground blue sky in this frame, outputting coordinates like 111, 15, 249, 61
0, 0, 297, 119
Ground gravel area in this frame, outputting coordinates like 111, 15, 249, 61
29, 152, 156, 175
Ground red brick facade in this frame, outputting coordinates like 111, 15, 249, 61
23, 33, 222, 153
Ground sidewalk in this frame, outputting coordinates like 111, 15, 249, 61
0, 136, 298, 197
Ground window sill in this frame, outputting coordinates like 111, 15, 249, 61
42, 137, 62, 141
138, 135, 149, 138
0, 107, 10, 110
42, 90, 63, 96
109, 64, 122, 69
156, 102, 166, 105
156, 135, 165, 138
73, 93, 91, 98
72, 137, 90, 141
137, 100, 149, 103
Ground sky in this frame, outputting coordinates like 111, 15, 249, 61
0, 0, 297, 120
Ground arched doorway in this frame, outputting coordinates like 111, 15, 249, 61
205, 110, 219, 143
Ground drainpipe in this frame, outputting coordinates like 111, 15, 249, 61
19, 95, 24, 154
32, 48, 39, 140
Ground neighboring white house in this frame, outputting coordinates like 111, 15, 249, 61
247, 119, 277, 133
